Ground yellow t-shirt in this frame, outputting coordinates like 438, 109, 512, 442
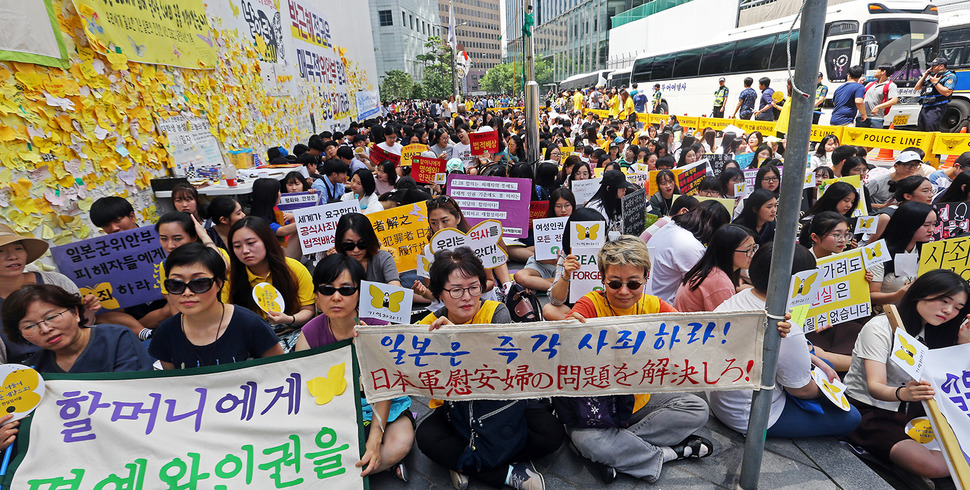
418, 300, 501, 325
159, 247, 231, 303
573, 93, 584, 111
620, 98, 635, 119
608, 95, 620, 117
241, 256, 315, 318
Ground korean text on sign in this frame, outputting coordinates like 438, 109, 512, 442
447, 175, 532, 238
805, 249, 871, 332
293, 201, 361, 254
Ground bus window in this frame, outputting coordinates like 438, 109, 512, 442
651, 53, 675, 80
732, 35, 775, 73
699, 42, 735, 76
867, 19, 937, 86
941, 46, 963, 68
672, 48, 703, 79
825, 39, 853, 83
631, 56, 653, 83
769, 30, 799, 70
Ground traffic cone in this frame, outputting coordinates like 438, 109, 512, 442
872, 123, 896, 163
941, 126, 968, 169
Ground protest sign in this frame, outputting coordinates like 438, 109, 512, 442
529, 201, 550, 228
855, 216, 878, 235
412, 156, 446, 184
569, 247, 603, 303
369, 202, 429, 272
811, 368, 851, 411
253, 282, 285, 314
570, 220, 607, 249
622, 188, 648, 236
447, 175, 531, 238
933, 202, 970, 241
788, 269, 822, 310
293, 201, 361, 254
734, 152, 755, 170
924, 342, 970, 480
804, 249, 872, 332
0, 365, 45, 422
820, 175, 868, 216
571, 177, 602, 206
6, 344, 365, 490
918, 236, 970, 280
430, 220, 508, 268
469, 130, 500, 155
359, 281, 414, 325
890, 328, 928, 381
369, 145, 400, 166
695, 196, 736, 216
625, 171, 649, 189
278, 192, 322, 211
677, 160, 707, 195
533, 217, 568, 261
355, 310, 767, 402
705, 154, 733, 177
861, 239, 891, 269
400, 144, 426, 166
51, 226, 165, 310
154, 113, 227, 177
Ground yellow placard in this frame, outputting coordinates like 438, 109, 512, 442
698, 117, 732, 131
369, 201, 429, 272
805, 249, 872, 332
695, 196, 736, 215
819, 175, 868, 216
841, 127, 935, 154
559, 146, 575, 156
810, 125, 845, 143
918, 236, 970, 280
252, 282, 284, 314
400, 144, 426, 167
73, 0, 218, 69
933, 133, 970, 156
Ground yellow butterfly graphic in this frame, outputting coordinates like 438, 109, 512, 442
0, 369, 41, 415
865, 242, 882, 260
371, 285, 406, 313
79, 283, 121, 310
894, 334, 917, 366
860, 217, 874, 229
820, 377, 850, 409
906, 418, 935, 444
577, 223, 599, 240
792, 273, 818, 296
307, 363, 348, 406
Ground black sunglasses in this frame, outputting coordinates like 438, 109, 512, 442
341, 241, 367, 251
316, 285, 359, 296
605, 280, 644, 291
164, 277, 216, 295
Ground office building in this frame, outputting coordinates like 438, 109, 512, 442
370, 0, 441, 82
439, 0, 503, 93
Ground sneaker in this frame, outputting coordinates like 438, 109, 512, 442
508, 462, 545, 490
392, 462, 408, 483
450, 470, 469, 490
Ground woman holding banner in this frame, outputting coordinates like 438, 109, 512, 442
514, 188, 577, 294
844, 269, 970, 484
416, 247, 564, 490
294, 254, 414, 482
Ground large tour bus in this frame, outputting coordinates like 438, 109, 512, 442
559, 69, 613, 92
607, 68, 632, 90
628, 1, 939, 127
931, 7, 970, 131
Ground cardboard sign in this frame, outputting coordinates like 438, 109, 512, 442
359, 281, 414, 325
0, 364, 44, 422
696, 196, 737, 216
430, 220, 508, 268
370, 144, 400, 166
529, 201, 550, 228
571, 177, 602, 205
861, 239, 891, 269
569, 247, 604, 303
469, 130, 499, 155
278, 191, 321, 211
412, 156, 447, 184
252, 282, 285, 314
677, 160, 707, 195
369, 202, 429, 272
570, 220, 607, 249
933, 202, 970, 241
293, 201, 361, 254
918, 236, 970, 278
705, 154, 733, 177
447, 175, 531, 238
533, 217, 568, 261
400, 144, 426, 167
621, 188, 648, 236
51, 226, 165, 310
805, 249, 872, 332
891, 327, 928, 381
811, 367, 851, 411
855, 216, 878, 235
788, 268, 822, 309
819, 175, 868, 216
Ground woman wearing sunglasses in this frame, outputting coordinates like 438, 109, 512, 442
415, 247, 563, 490
333, 213, 401, 287
150, 243, 283, 369
560, 236, 713, 483
228, 217, 315, 351
294, 254, 414, 482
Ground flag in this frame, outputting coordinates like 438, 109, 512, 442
447, 3, 456, 50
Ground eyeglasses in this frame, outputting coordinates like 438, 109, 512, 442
444, 284, 482, 299
341, 241, 367, 251
164, 277, 216, 295
605, 280, 644, 291
554, 204, 573, 211
826, 233, 850, 242
20, 309, 72, 334
735, 244, 760, 257
762, 177, 780, 183
317, 285, 359, 296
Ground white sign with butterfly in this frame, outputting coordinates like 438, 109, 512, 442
788, 268, 822, 309
569, 221, 606, 250
890, 327, 927, 381
861, 238, 891, 269
358, 281, 414, 325
855, 216, 879, 235
811, 367, 851, 412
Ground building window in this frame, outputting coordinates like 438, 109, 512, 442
378, 10, 393, 26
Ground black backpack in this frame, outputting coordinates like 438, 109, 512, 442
504, 283, 543, 322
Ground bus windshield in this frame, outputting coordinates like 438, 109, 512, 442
866, 19, 937, 86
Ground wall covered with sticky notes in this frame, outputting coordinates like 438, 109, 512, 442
0, 0, 379, 253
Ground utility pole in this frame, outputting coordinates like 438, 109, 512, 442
523, 1, 540, 167
738, 0, 828, 487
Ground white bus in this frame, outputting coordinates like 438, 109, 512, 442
559, 69, 613, 92
628, 0, 939, 127
607, 68, 632, 90
931, 7, 970, 131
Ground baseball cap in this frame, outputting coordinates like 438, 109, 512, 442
930, 57, 948, 66
613, 137, 626, 144
718, 77, 726, 82
895, 151, 922, 165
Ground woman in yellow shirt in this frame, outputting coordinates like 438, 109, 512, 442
619, 89, 635, 120
607, 87, 620, 118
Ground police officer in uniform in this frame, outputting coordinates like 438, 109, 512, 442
914, 56, 957, 131
712, 77, 729, 118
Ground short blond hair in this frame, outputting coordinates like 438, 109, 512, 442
598, 235, 651, 278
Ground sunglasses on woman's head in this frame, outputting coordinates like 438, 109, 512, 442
164, 277, 216, 295
317, 285, 359, 296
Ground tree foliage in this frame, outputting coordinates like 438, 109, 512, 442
380, 70, 414, 102
417, 36, 455, 100
479, 59, 553, 95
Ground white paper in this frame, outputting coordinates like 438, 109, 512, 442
569, 220, 607, 249
811, 367, 851, 411
861, 239, 891, 269
855, 216, 878, 235
890, 327, 927, 381
895, 252, 919, 278
788, 268, 822, 309
359, 281, 414, 325
533, 217, 568, 261
572, 177, 602, 205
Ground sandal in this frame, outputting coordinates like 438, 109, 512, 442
392, 462, 409, 483
671, 435, 714, 460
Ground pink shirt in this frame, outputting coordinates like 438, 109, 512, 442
673, 267, 736, 312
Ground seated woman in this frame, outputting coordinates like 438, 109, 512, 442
341, 169, 382, 214
674, 224, 757, 312
150, 243, 283, 369
542, 207, 606, 321
333, 213, 401, 287
844, 269, 970, 486
205, 196, 246, 252
647, 200, 731, 303
585, 170, 629, 234
648, 169, 678, 217
733, 189, 777, 245
514, 188, 576, 294
294, 255, 413, 482
2, 284, 153, 373
228, 217, 315, 351
559, 236, 712, 483
415, 247, 564, 490
709, 243, 861, 438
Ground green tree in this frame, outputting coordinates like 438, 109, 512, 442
417, 36, 455, 99
479, 59, 554, 95
410, 82, 423, 99
380, 70, 414, 102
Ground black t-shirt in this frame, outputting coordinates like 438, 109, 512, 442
148, 306, 278, 369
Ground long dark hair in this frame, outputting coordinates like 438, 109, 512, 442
936, 171, 970, 203
228, 217, 300, 315
250, 178, 281, 223
799, 211, 849, 248
563, 207, 606, 254
588, 171, 626, 221
808, 181, 859, 219
883, 201, 935, 275
672, 199, 730, 245
897, 269, 970, 349
682, 224, 756, 291
718, 167, 743, 196
815, 134, 838, 157
281, 171, 311, 192
335, 213, 381, 258
755, 164, 780, 193
734, 189, 776, 232
378, 160, 398, 186
547, 187, 577, 218
892, 175, 930, 203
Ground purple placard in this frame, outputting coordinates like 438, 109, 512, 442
278, 191, 321, 211
446, 174, 532, 238
50, 226, 165, 309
